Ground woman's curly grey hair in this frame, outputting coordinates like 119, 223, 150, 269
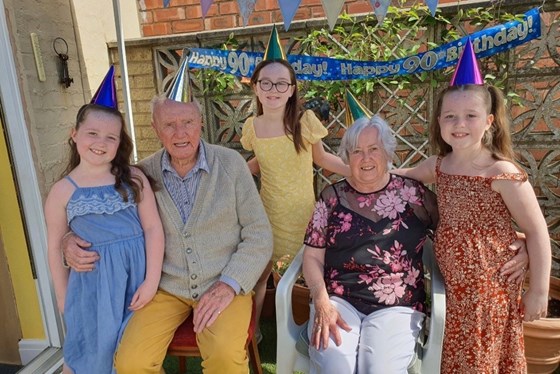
338, 115, 397, 169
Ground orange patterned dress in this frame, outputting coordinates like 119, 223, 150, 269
434, 157, 527, 373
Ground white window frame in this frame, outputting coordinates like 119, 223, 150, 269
0, 0, 64, 371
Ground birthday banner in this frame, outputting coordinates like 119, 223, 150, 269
186, 7, 540, 81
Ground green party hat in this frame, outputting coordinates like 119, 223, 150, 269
263, 25, 286, 61
345, 89, 373, 125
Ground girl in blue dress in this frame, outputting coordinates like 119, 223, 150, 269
45, 103, 164, 373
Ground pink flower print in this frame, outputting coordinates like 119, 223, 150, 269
312, 200, 329, 230
357, 195, 374, 209
387, 177, 404, 190
330, 281, 344, 295
400, 185, 420, 205
374, 190, 406, 219
372, 274, 406, 305
338, 212, 352, 232
404, 266, 420, 286
308, 231, 325, 248
358, 273, 374, 285
327, 196, 338, 208
390, 261, 404, 273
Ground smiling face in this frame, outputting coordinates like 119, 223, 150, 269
347, 126, 390, 192
152, 99, 202, 172
438, 89, 493, 153
253, 62, 295, 112
71, 110, 122, 168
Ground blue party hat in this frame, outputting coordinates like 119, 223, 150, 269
263, 25, 286, 61
167, 50, 193, 103
91, 65, 117, 109
345, 89, 373, 126
450, 38, 483, 86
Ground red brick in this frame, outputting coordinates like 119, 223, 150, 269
347, 2, 373, 15
311, 6, 325, 18
248, 11, 271, 26
255, 0, 278, 12
185, 4, 202, 18
208, 15, 237, 29
139, 11, 154, 24
142, 22, 173, 36
153, 7, 186, 22
173, 19, 204, 33
301, 0, 323, 6
203, 1, 221, 17
219, 1, 237, 15
143, 0, 162, 10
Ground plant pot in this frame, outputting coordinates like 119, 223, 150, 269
523, 276, 560, 374
272, 271, 310, 325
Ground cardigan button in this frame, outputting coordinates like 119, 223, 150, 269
191, 274, 197, 280
191, 284, 197, 289
186, 248, 192, 254
192, 293, 199, 298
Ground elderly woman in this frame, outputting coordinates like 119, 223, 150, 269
302, 115, 438, 373
302, 115, 529, 373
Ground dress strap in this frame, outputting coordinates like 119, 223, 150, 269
490, 172, 527, 183
435, 156, 443, 175
64, 176, 80, 188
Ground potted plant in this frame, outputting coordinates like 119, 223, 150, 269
272, 254, 310, 325
523, 275, 560, 374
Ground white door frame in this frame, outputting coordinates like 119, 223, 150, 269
0, 0, 64, 369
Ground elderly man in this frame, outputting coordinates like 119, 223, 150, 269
63, 94, 273, 373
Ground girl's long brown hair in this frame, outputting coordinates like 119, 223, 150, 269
430, 84, 525, 175
63, 103, 144, 203
251, 59, 306, 153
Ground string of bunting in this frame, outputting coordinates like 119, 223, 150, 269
184, 8, 540, 81
162, 0, 440, 29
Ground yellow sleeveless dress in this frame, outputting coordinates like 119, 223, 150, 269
241, 110, 328, 261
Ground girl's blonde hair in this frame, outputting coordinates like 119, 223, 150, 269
430, 84, 526, 175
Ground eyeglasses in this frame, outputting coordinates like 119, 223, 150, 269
257, 80, 294, 93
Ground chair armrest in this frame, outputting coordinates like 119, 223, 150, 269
276, 245, 307, 374
422, 240, 446, 374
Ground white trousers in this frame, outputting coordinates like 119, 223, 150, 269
308, 296, 424, 374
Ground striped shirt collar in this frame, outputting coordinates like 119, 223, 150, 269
161, 140, 210, 178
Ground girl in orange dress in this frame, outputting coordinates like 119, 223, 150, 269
397, 82, 551, 373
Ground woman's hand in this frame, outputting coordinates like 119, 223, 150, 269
311, 298, 351, 350
500, 236, 529, 284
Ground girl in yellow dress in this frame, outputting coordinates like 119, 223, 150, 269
241, 41, 351, 337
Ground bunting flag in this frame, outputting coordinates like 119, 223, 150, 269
237, 0, 257, 27
163, 0, 171, 8
425, 0, 439, 16
369, 0, 391, 24
278, 0, 302, 31
321, 0, 345, 31
201, 0, 214, 18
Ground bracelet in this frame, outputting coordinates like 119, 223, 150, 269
61, 252, 70, 269
60, 231, 73, 269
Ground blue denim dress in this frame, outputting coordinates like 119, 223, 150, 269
63, 176, 146, 374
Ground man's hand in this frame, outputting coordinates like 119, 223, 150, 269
61, 232, 98, 272
193, 281, 235, 333
500, 237, 529, 284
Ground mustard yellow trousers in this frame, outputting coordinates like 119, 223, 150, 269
114, 289, 252, 374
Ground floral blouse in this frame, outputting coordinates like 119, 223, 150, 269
304, 174, 439, 315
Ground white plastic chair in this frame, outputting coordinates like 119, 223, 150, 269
275, 240, 446, 374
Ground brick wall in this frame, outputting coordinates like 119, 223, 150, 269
139, 0, 464, 36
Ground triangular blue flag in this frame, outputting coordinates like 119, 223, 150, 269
279, 0, 302, 31
425, 0, 438, 16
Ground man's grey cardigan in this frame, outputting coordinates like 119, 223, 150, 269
140, 143, 273, 299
